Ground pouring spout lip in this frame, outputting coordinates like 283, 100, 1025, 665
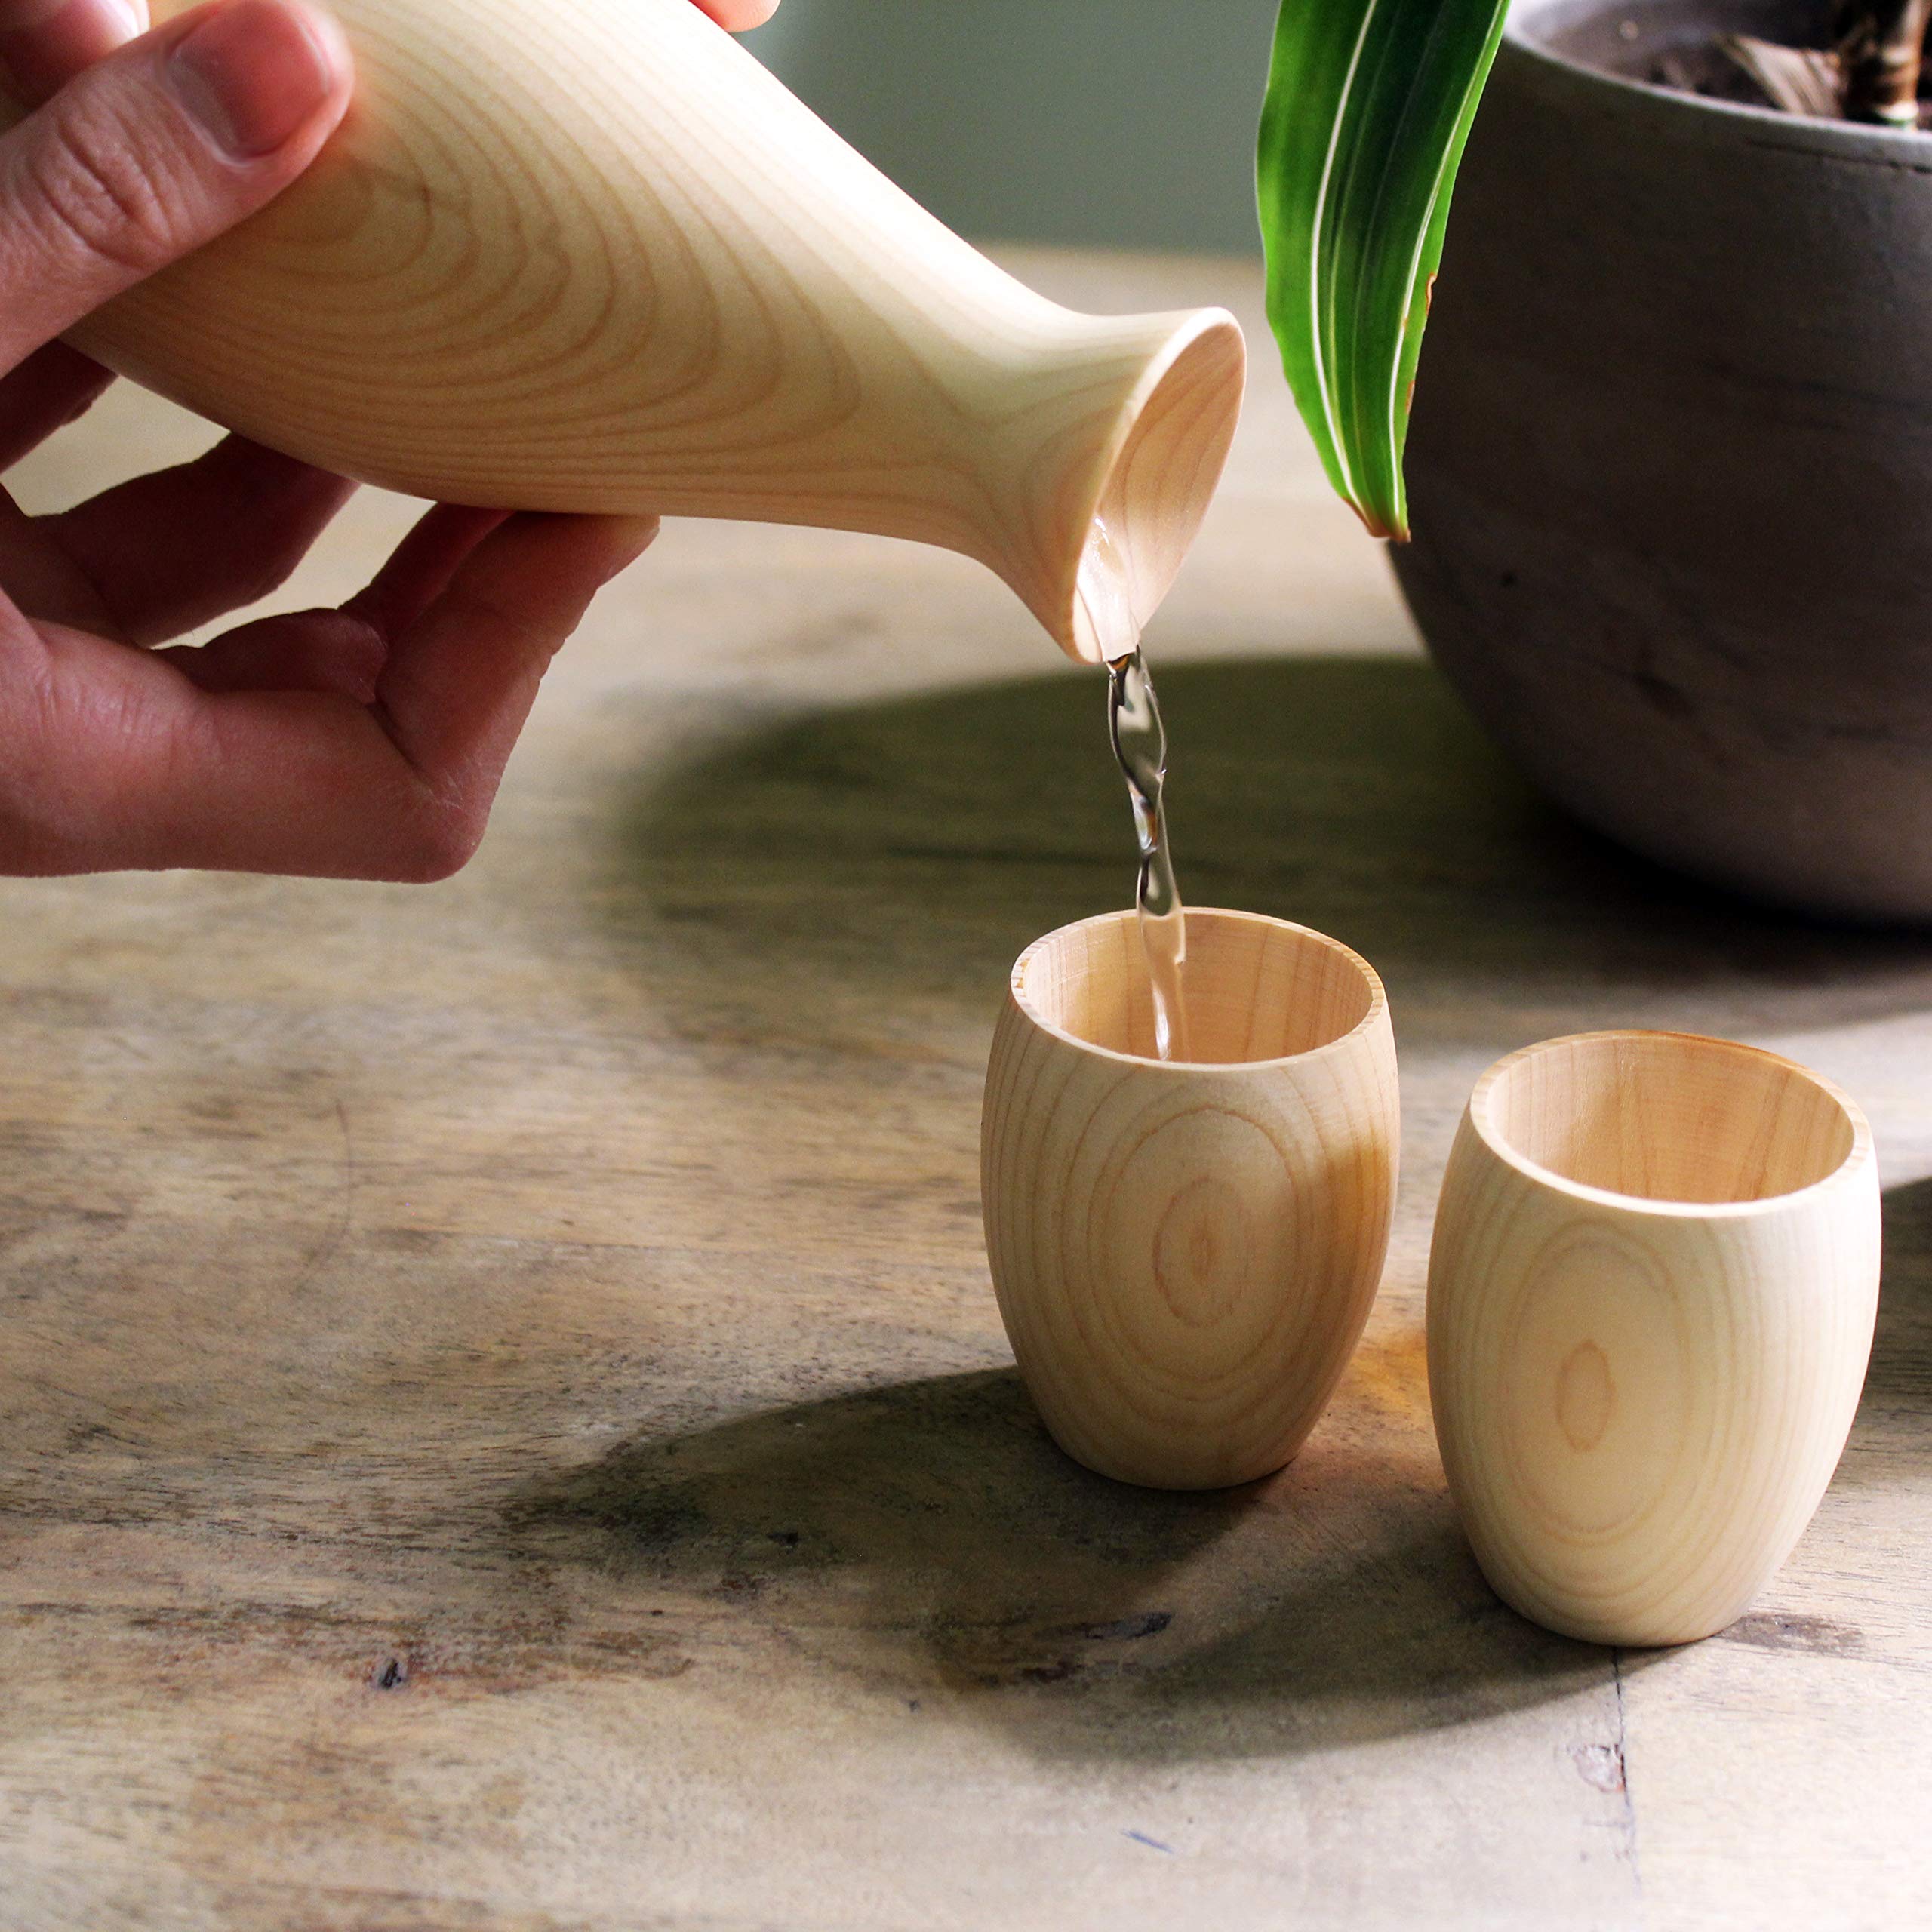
1048, 303, 1247, 666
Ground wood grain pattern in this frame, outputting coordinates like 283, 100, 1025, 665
982, 910, 1399, 1488
0, 0, 1245, 662
2, 251, 1929, 1930
1428, 1031, 1881, 1647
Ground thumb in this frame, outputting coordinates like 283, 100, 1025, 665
0, 0, 350, 371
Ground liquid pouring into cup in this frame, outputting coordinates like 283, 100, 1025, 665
26, 0, 1241, 1069
1105, 640, 1190, 1064
1081, 522, 1192, 1063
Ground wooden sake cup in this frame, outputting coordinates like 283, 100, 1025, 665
1428, 1030, 1880, 1647
981, 909, 1398, 1490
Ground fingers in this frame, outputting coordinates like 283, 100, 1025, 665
0, 0, 351, 373
21, 510, 651, 878
155, 605, 385, 697
0, 341, 112, 468
47, 432, 352, 641
154, 499, 523, 701
689, 0, 782, 29
343, 503, 509, 639
200, 512, 652, 878
0, 0, 149, 104
1, 508, 653, 878
0, 478, 115, 630
152, 500, 502, 691
368, 512, 658, 862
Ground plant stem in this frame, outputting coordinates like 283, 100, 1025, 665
1836, 0, 1932, 125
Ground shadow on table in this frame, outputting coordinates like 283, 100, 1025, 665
506, 1361, 1632, 1764
611, 654, 1932, 1044
1835, 1178, 1932, 1488
581, 653, 1927, 1752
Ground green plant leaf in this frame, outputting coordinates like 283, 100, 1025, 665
1258, 0, 1509, 540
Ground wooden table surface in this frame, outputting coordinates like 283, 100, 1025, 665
2, 249, 1928, 1932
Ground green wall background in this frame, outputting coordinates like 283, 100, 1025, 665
740, 1, 1276, 254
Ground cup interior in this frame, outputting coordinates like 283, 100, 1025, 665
1476, 1032, 1859, 1205
1014, 909, 1377, 1066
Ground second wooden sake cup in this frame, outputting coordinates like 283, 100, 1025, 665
1429, 1031, 1881, 1647
981, 909, 1398, 1489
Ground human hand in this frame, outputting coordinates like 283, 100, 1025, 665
0, 0, 792, 879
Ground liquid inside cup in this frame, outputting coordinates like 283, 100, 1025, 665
1478, 1033, 1859, 1206
1015, 910, 1376, 1066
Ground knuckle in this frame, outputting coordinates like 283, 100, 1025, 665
20, 107, 188, 274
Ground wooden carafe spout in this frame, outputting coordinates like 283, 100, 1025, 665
8, 0, 1247, 662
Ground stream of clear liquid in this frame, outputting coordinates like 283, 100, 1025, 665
1106, 645, 1191, 1061
1079, 520, 1190, 1063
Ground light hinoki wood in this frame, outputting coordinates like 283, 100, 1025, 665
7, 348, 1932, 1927
1427, 1030, 1881, 1648
981, 909, 1399, 1490
0, 0, 1245, 663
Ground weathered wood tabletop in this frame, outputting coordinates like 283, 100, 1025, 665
2, 250, 1928, 1932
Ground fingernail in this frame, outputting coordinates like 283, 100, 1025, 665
167, 0, 340, 159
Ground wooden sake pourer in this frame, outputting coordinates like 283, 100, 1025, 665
0, 0, 1246, 666
981, 910, 1399, 1490
1428, 1030, 1881, 1647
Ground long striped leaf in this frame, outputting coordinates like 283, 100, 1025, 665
1258, 0, 1508, 540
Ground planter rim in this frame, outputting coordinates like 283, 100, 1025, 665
1505, 0, 1932, 165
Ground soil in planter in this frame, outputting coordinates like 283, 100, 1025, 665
1543, 0, 1932, 123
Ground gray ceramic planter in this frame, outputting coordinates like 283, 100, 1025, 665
1391, 0, 1932, 921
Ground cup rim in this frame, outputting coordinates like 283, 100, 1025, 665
1008, 907, 1387, 1072
1467, 1028, 1875, 1217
